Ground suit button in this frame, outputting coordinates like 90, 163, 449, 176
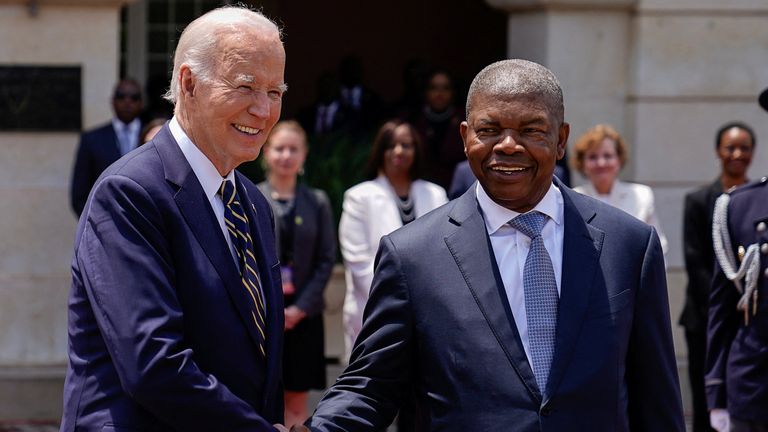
764, 267, 768, 278
762, 243, 768, 254
758, 222, 767, 233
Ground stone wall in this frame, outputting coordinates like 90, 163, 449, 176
0, 0, 128, 419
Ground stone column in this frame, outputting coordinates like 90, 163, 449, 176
0, 0, 134, 419
486, 0, 637, 172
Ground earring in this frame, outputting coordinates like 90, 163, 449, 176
298, 167, 305, 176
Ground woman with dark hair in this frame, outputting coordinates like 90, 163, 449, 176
403, 69, 467, 190
257, 120, 336, 428
339, 119, 447, 359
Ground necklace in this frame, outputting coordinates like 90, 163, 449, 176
397, 194, 415, 225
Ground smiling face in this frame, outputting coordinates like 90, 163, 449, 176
461, 92, 568, 213
383, 125, 416, 178
717, 127, 754, 179
582, 138, 622, 192
179, 29, 286, 175
264, 127, 307, 179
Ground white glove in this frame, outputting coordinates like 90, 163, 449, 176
710, 409, 730, 432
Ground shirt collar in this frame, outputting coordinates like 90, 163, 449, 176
169, 116, 235, 201
112, 117, 140, 133
475, 181, 562, 235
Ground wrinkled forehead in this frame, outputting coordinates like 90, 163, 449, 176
215, 29, 284, 69
470, 91, 557, 119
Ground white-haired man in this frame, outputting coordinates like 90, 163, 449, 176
61, 6, 289, 431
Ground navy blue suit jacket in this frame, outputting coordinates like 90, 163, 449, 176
70, 122, 133, 217
61, 125, 285, 431
308, 180, 683, 431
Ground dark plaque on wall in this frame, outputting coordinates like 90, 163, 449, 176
0, 65, 81, 131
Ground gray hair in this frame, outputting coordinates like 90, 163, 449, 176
465, 59, 564, 122
163, 5, 282, 104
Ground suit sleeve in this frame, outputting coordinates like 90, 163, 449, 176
626, 227, 685, 431
704, 235, 740, 410
294, 190, 337, 317
77, 175, 277, 431
70, 134, 92, 217
308, 235, 413, 431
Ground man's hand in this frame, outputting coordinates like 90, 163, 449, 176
284, 305, 307, 330
273, 424, 289, 432
710, 409, 730, 432
289, 425, 310, 432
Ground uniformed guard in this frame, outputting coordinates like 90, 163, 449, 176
706, 86, 768, 432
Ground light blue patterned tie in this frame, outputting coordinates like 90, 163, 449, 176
509, 211, 559, 393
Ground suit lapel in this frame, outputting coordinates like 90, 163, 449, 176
544, 185, 604, 401
444, 192, 542, 403
154, 127, 266, 352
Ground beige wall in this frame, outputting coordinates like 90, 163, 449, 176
0, 3, 123, 367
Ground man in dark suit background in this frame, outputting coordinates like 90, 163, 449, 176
298, 59, 683, 431
706, 89, 768, 432
61, 6, 290, 431
70, 78, 144, 217
680, 121, 755, 432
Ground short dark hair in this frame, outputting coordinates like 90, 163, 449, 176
715, 121, 756, 149
365, 120, 425, 181
466, 59, 564, 123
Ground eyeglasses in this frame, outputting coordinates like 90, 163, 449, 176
114, 92, 141, 102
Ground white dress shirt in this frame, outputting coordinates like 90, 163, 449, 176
475, 182, 564, 367
169, 117, 238, 264
112, 117, 141, 156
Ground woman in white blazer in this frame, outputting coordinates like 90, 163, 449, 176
572, 124, 668, 254
339, 120, 447, 360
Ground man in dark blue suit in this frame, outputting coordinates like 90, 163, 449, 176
70, 78, 144, 217
301, 60, 683, 431
706, 88, 768, 432
61, 6, 290, 431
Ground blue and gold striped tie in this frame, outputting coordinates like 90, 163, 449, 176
219, 180, 267, 357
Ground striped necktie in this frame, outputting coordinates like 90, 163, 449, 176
509, 211, 559, 393
219, 179, 267, 357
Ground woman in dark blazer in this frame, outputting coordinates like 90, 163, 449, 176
257, 120, 336, 428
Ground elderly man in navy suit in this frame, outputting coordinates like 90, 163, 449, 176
70, 78, 144, 217
296, 60, 683, 432
61, 6, 290, 431
706, 88, 768, 432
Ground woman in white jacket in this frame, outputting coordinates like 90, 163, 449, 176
572, 124, 668, 255
339, 120, 447, 360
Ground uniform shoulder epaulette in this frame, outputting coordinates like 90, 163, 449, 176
729, 176, 767, 196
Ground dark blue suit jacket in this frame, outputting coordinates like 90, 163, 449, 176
61, 125, 284, 431
70, 122, 133, 217
308, 180, 683, 431
706, 177, 768, 422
